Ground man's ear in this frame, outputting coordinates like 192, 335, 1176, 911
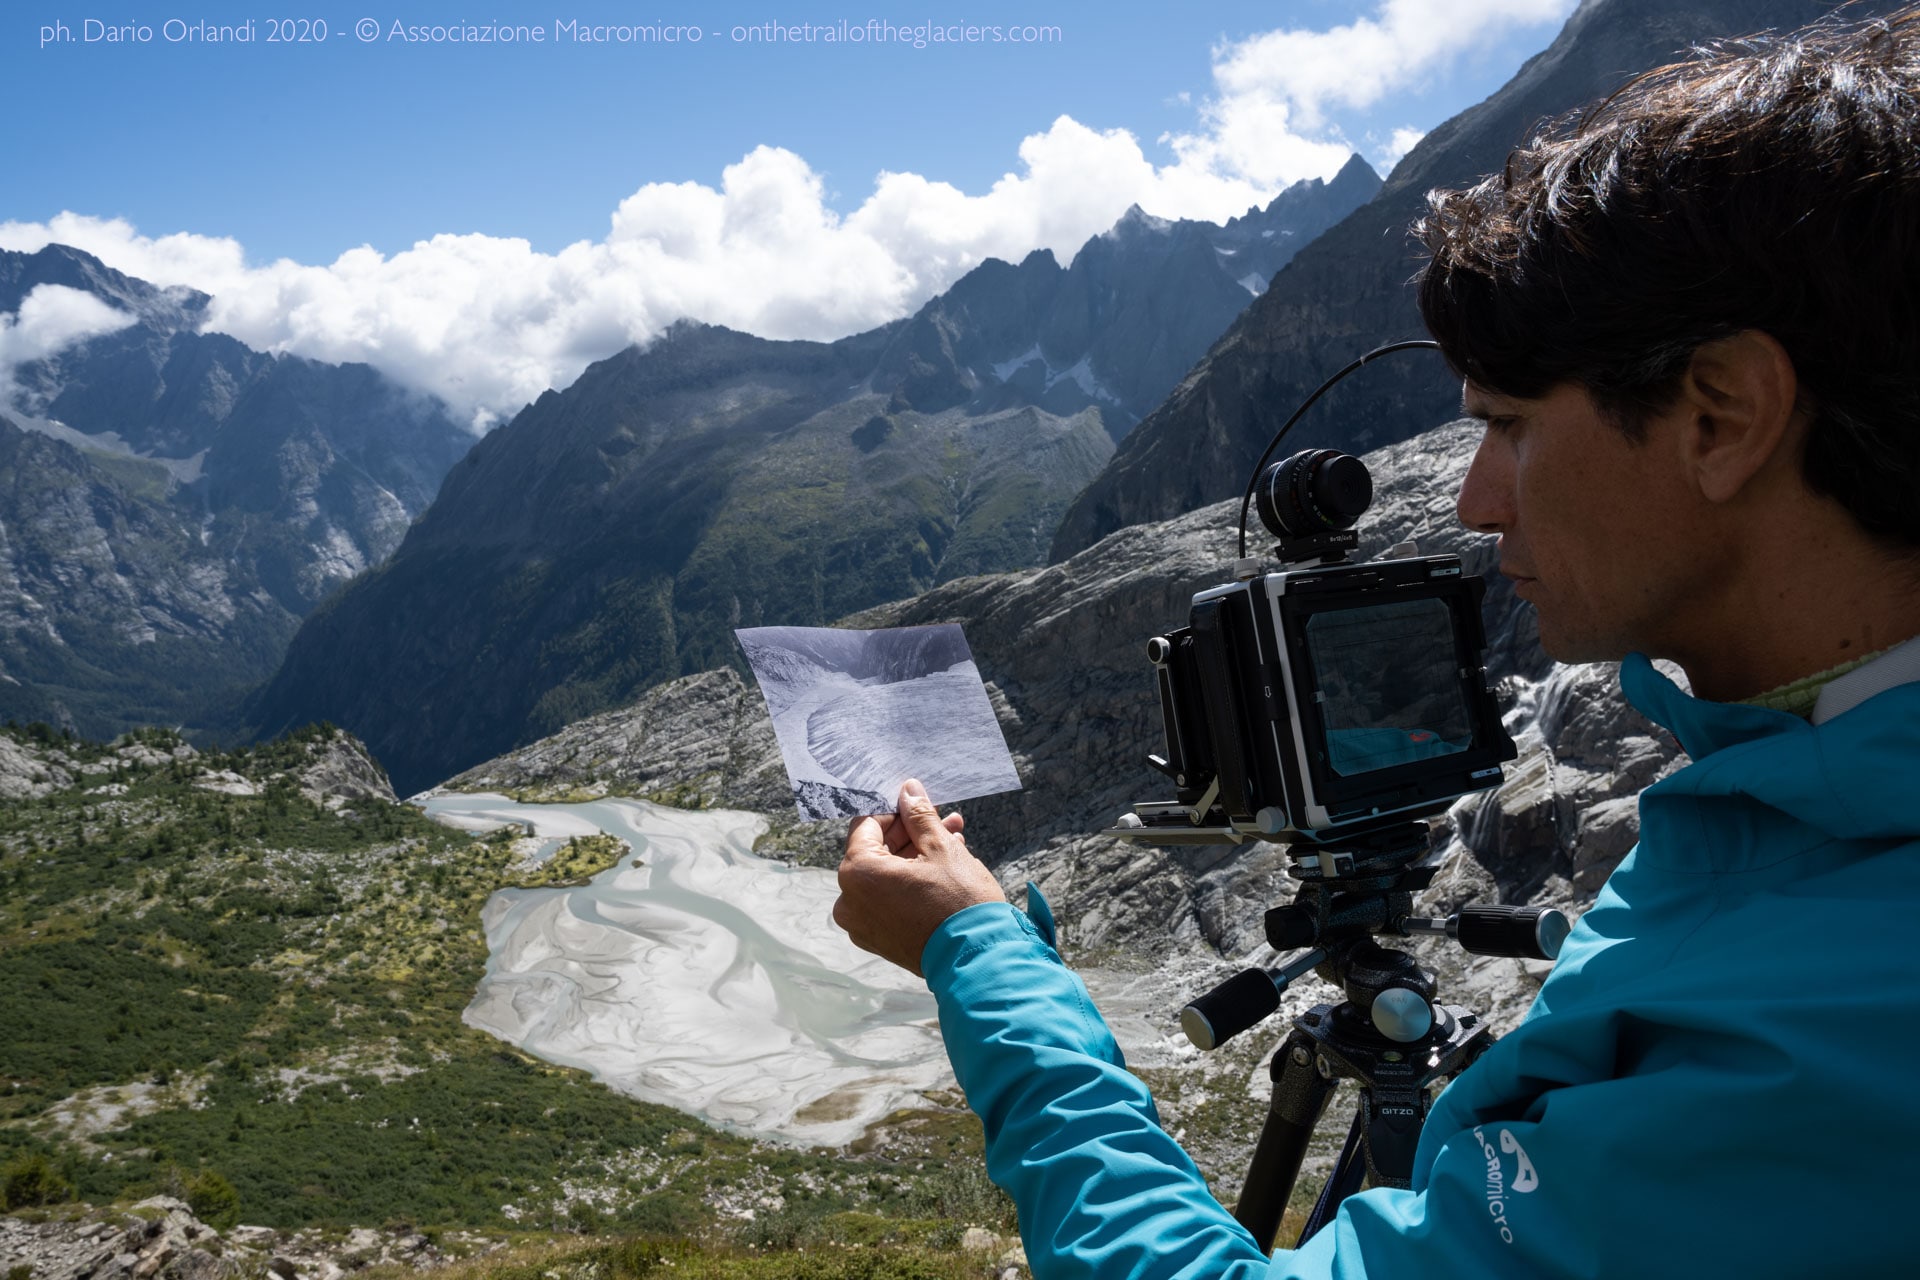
1674, 330, 1803, 505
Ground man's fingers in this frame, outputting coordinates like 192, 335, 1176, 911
882, 812, 958, 854
897, 778, 957, 851
843, 814, 890, 861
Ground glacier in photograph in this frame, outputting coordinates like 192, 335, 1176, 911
737, 623, 1022, 819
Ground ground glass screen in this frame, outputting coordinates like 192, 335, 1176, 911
1304, 598, 1473, 776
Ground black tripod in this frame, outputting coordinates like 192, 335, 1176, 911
1176, 824, 1568, 1252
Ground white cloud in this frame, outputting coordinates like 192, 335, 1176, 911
1206, 0, 1575, 130
0, 2, 1575, 433
0, 126, 1276, 431
1164, 0, 1572, 191
1379, 126, 1429, 171
0, 284, 138, 404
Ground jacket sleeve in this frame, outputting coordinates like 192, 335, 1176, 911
922, 899, 1281, 1280
920, 899, 1609, 1280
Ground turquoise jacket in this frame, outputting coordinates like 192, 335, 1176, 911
923, 651, 1920, 1278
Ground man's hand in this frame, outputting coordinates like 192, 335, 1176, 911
832, 778, 1007, 978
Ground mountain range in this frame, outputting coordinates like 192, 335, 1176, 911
0, 245, 473, 736
241, 164, 1380, 794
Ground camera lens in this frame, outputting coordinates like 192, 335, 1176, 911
1255, 449, 1373, 539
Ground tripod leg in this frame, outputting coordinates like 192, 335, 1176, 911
1298, 1110, 1367, 1245
1233, 1030, 1335, 1254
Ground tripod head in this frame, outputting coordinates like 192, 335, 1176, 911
1178, 823, 1569, 1052
1178, 822, 1572, 1253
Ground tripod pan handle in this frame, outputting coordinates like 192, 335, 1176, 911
1180, 967, 1283, 1051
1455, 905, 1571, 961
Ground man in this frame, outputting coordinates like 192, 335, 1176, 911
832, 8, 1920, 1276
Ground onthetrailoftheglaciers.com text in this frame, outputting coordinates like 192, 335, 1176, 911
37, 17, 1064, 48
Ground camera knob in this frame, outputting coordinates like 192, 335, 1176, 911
1370, 987, 1434, 1043
1146, 636, 1173, 665
1455, 906, 1572, 961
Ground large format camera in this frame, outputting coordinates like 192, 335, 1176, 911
1110, 345, 1517, 867
1103, 345, 1560, 1254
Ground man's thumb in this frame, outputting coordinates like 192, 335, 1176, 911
897, 778, 949, 847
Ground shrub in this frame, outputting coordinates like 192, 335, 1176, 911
2, 1153, 73, 1209
617, 1191, 701, 1236
187, 1169, 241, 1230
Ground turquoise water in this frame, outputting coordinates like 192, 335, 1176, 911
420, 792, 950, 1145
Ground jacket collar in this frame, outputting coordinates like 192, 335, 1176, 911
1619, 651, 1920, 861
1814, 633, 1920, 724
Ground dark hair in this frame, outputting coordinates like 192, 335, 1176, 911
1415, 5, 1920, 547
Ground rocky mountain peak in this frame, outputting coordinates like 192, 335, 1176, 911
1218, 157, 1382, 243
1331, 151, 1382, 189
1104, 204, 1173, 239
0, 248, 476, 741
0, 243, 209, 332
869, 160, 1380, 431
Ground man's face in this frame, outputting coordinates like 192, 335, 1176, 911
1456, 380, 1719, 664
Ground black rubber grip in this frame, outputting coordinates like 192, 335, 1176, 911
1180, 967, 1282, 1050
1455, 905, 1570, 961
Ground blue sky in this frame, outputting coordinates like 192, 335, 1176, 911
2, 1, 1578, 424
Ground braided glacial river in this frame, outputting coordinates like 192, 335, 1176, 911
419, 793, 954, 1147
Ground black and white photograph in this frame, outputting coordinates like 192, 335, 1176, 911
736, 623, 1023, 819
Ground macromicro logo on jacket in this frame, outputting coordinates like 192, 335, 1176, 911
1474, 1126, 1539, 1245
